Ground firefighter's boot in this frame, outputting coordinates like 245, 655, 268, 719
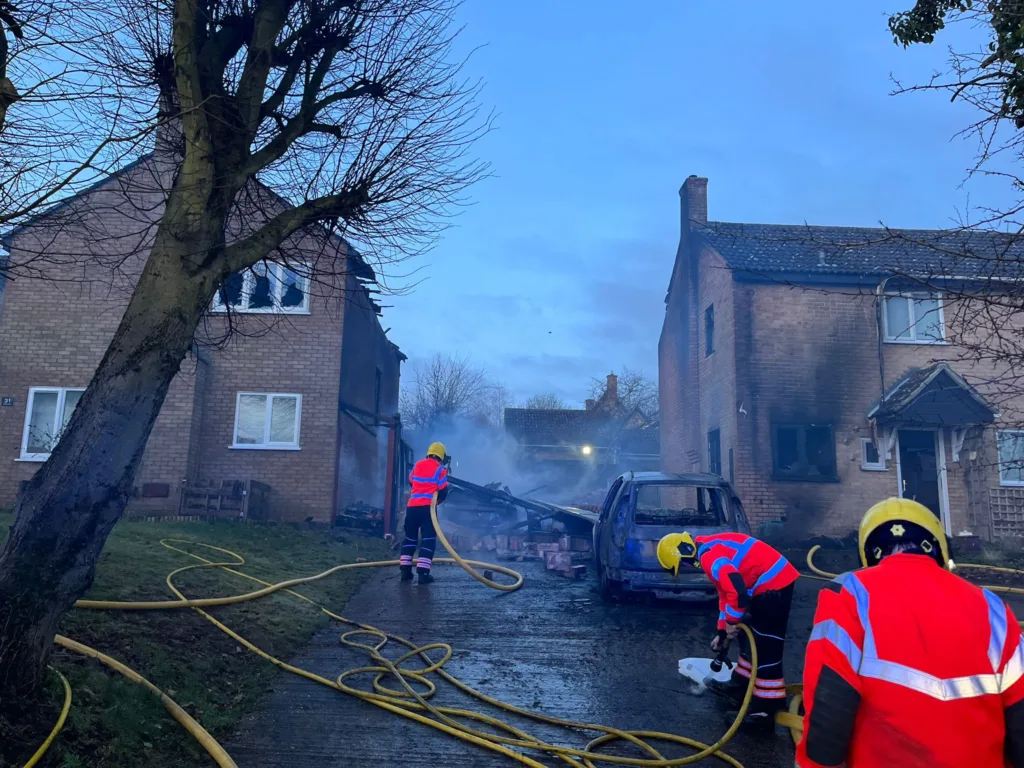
418, 569, 434, 585
400, 565, 414, 582
705, 674, 747, 704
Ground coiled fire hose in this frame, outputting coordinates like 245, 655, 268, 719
24, 494, 764, 768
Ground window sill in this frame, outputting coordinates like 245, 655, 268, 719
999, 480, 1024, 488
211, 308, 311, 316
230, 444, 301, 451
860, 465, 888, 472
883, 339, 949, 346
16, 456, 47, 463
770, 475, 840, 484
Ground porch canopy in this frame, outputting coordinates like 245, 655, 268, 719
867, 362, 997, 428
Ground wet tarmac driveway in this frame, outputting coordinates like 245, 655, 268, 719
228, 558, 820, 767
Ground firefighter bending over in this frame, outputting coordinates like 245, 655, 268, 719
797, 497, 1024, 767
658, 531, 799, 726
401, 442, 450, 585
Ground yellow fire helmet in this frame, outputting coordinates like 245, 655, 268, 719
657, 532, 699, 576
426, 442, 447, 461
859, 497, 950, 569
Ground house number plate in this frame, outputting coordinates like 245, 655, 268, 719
1, 398, 13, 407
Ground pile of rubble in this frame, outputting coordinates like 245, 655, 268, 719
443, 527, 591, 580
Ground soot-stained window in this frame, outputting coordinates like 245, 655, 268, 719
771, 423, 838, 482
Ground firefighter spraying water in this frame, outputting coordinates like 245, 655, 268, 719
400, 441, 452, 585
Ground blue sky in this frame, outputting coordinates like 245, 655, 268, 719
382, 1, 1016, 406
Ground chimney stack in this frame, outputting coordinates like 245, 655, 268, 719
680, 175, 708, 233
606, 373, 618, 404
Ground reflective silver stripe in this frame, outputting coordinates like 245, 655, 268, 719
1002, 637, 1024, 692
839, 572, 1012, 701
860, 659, 1001, 700
841, 573, 877, 659
983, 588, 1008, 673
809, 618, 863, 672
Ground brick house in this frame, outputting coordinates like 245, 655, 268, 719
659, 175, 1024, 541
0, 151, 404, 522
504, 374, 660, 493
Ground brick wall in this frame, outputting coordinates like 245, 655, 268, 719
0, 158, 193, 511
697, 247, 738, 482
335, 272, 403, 513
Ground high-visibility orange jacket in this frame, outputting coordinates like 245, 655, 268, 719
408, 457, 449, 508
694, 533, 799, 631
797, 553, 1024, 768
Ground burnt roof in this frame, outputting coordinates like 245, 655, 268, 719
504, 407, 658, 453
699, 221, 1024, 281
867, 362, 996, 425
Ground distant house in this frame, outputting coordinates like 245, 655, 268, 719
659, 174, 1024, 540
0, 151, 404, 522
504, 374, 659, 492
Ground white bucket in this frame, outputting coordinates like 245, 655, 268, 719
678, 657, 733, 694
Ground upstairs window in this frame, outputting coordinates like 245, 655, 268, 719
705, 304, 715, 357
21, 387, 84, 460
707, 429, 721, 475
884, 294, 945, 343
771, 423, 837, 482
214, 262, 310, 314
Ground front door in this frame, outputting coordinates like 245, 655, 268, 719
897, 429, 942, 519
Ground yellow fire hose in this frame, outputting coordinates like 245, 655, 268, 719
23, 495, 765, 768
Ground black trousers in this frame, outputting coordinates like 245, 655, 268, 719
731, 582, 794, 705
400, 505, 436, 573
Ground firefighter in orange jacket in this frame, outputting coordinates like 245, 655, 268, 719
659, 531, 799, 725
797, 497, 1024, 767
400, 442, 450, 585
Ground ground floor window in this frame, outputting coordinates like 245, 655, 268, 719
860, 438, 886, 471
233, 393, 302, 449
771, 423, 837, 481
998, 430, 1024, 486
20, 387, 85, 460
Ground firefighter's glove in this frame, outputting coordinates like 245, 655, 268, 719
710, 630, 727, 652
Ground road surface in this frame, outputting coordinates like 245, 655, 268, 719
227, 556, 822, 767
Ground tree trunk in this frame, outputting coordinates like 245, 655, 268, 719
0, 214, 223, 707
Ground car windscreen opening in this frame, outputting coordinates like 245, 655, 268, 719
633, 485, 725, 526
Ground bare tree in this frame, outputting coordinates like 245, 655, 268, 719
0, 0, 487, 704
588, 367, 659, 420
399, 353, 490, 430
524, 392, 567, 410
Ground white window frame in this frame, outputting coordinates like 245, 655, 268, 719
860, 437, 887, 471
882, 293, 947, 344
998, 429, 1024, 486
212, 261, 311, 315
231, 392, 303, 450
19, 386, 85, 461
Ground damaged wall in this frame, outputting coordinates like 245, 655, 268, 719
336, 269, 403, 513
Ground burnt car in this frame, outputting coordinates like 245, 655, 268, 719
592, 471, 751, 601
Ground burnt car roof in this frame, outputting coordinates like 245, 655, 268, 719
621, 471, 732, 487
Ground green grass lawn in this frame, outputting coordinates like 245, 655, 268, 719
0, 514, 391, 768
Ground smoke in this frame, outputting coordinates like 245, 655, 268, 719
405, 416, 608, 505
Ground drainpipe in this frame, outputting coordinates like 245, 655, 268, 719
875, 276, 893, 406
